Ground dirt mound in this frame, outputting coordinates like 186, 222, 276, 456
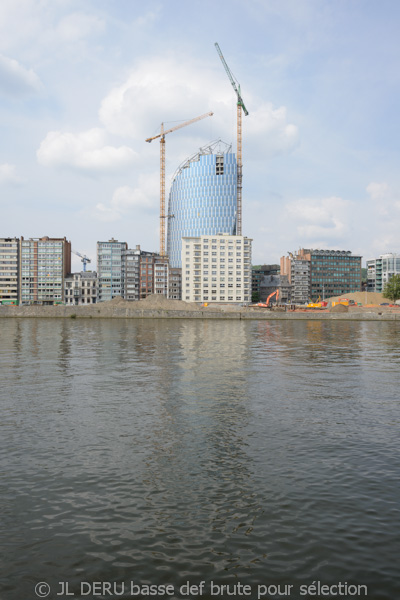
330, 303, 348, 313
105, 294, 201, 311
327, 292, 391, 306
109, 296, 129, 305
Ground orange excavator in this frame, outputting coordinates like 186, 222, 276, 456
257, 289, 279, 308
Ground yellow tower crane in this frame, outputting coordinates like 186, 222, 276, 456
215, 43, 249, 236
146, 111, 213, 257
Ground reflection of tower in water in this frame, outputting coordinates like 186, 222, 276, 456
142, 321, 265, 570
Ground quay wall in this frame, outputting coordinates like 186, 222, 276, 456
1, 305, 400, 321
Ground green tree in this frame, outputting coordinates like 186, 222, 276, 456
383, 274, 400, 302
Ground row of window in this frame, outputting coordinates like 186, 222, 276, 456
188, 296, 250, 302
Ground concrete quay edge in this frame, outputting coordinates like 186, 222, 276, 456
1, 305, 400, 321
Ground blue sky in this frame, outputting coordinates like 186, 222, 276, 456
1, 0, 400, 270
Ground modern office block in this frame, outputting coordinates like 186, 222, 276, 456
281, 248, 362, 302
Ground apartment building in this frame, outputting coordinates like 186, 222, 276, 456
97, 239, 127, 302
123, 246, 141, 301
0, 237, 19, 304
182, 233, 252, 303
64, 271, 98, 305
169, 267, 182, 300
291, 258, 310, 304
367, 253, 400, 292
19, 236, 71, 305
139, 253, 168, 299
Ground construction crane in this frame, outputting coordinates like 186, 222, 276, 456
146, 111, 213, 257
215, 42, 248, 236
72, 249, 91, 272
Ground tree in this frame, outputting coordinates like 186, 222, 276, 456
383, 274, 400, 303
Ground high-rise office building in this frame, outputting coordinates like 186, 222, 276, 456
167, 140, 237, 268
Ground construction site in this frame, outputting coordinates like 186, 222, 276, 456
1, 290, 399, 321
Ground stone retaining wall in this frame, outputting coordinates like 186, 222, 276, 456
1, 305, 399, 321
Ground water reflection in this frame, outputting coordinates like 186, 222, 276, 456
0, 318, 399, 600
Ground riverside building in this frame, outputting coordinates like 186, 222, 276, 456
64, 271, 98, 305
281, 249, 362, 302
97, 239, 127, 302
0, 237, 19, 304
139, 251, 169, 299
367, 253, 400, 292
167, 140, 237, 269
182, 233, 252, 303
19, 236, 71, 305
96, 241, 169, 302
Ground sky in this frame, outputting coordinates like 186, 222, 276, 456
1, 0, 400, 270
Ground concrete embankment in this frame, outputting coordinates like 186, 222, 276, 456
1, 302, 400, 321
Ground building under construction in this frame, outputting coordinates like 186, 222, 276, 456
166, 140, 237, 268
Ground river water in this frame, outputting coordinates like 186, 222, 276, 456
0, 318, 399, 600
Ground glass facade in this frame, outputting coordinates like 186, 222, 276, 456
309, 250, 361, 299
167, 142, 237, 268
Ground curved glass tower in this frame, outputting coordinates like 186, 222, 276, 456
167, 140, 237, 268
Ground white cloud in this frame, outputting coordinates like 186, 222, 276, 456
246, 103, 299, 156
98, 56, 298, 160
93, 203, 121, 223
37, 128, 137, 172
365, 182, 400, 256
112, 186, 153, 211
0, 54, 41, 96
366, 181, 400, 215
99, 57, 216, 140
285, 196, 350, 242
92, 174, 158, 222
366, 181, 390, 202
0, 163, 20, 185
55, 12, 105, 42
